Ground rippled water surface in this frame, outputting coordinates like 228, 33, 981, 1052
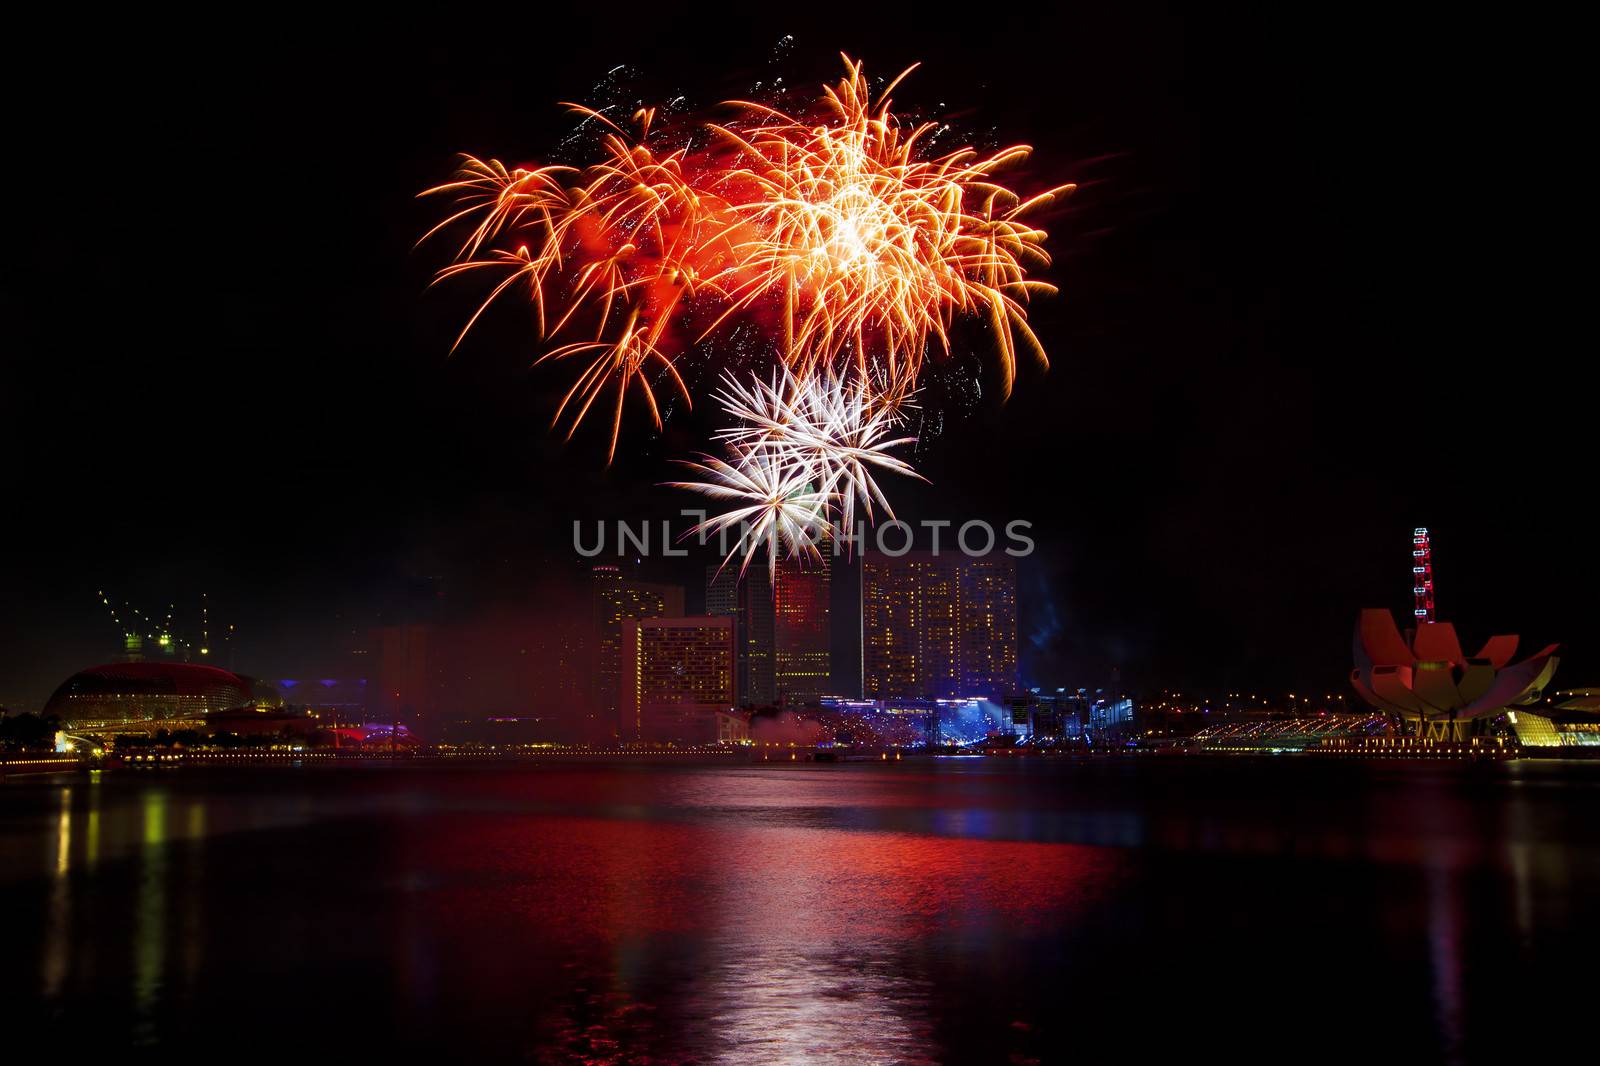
3, 757, 1595, 1061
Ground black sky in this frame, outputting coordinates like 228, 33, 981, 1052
2, 5, 1592, 709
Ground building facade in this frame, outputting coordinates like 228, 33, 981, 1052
773, 554, 831, 706
593, 565, 684, 737
959, 558, 1020, 699
861, 552, 1018, 701
44, 662, 256, 727
705, 564, 776, 707
706, 564, 739, 618
620, 615, 735, 743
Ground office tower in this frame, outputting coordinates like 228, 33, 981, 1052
860, 553, 960, 699
959, 557, 1020, 699
620, 615, 734, 742
773, 553, 832, 705
592, 565, 684, 737
706, 564, 739, 617
741, 571, 776, 706
705, 563, 776, 707
861, 553, 1018, 700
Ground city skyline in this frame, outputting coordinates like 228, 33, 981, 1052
4, 524, 1571, 719
5, 11, 1591, 715
2, 12, 1592, 1063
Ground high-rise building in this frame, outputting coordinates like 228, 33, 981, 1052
960, 557, 1020, 699
706, 564, 738, 617
592, 565, 684, 737
621, 615, 735, 743
741, 571, 776, 706
774, 554, 831, 705
705, 564, 775, 707
861, 553, 1018, 700
861, 553, 959, 699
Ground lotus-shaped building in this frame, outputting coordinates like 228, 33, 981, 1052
1350, 609, 1559, 739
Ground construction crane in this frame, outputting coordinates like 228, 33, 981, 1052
96, 590, 232, 663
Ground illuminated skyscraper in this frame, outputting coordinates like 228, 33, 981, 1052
960, 557, 1019, 699
861, 553, 1017, 700
774, 554, 832, 705
705, 564, 775, 706
861, 553, 959, 699
621, 615, 734, 742
592, 565, 684, 737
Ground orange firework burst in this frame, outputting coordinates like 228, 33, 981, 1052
423, 54, 1072, 461
705, 58, 1071, 402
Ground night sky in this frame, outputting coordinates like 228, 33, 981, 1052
3, 6, 1591, 710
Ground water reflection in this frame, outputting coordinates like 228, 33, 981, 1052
683, 829, 1109, 1064
698, 942, 931, 1064
3, 760, 1598, 1061
42, 786, 71, 997
86, 774, 101, 870
134, 789, 167, 1043
180, 801, 206, 1004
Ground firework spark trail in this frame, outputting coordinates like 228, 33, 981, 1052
425, 54, 1071, 571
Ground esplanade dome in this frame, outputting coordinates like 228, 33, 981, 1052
44, 662, 255, 726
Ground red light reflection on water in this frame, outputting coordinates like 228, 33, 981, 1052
403, 812, 1120, 1062
413, 815, 1117, 942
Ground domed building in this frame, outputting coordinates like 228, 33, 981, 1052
45, 662, 256, 727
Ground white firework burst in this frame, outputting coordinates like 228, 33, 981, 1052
666, 445, 833, 581
673, 369, 922, 577
714, 369, 921, 533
